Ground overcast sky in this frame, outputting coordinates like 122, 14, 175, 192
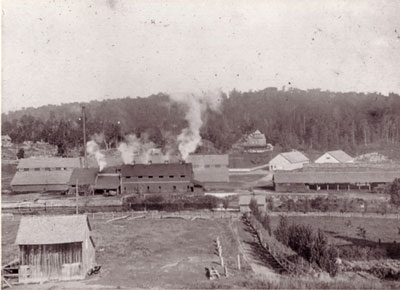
2, 0, 400, 113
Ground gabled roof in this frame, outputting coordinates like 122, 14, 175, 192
17, 157, 82, 169
239, 195, 266, 206
279, 151, 310, 164
325, 150, 353, 163
121, 163, 193, 177
68, 168, 98, 186
11, 170, 73, 186
15, 215, 91, 245
94, 174, 120, 190
274, 171, 400, 184
187, 154, 228, 165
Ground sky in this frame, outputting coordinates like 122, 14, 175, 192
2, 0, 400, 113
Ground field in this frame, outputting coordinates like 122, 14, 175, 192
2, 216, 259, 289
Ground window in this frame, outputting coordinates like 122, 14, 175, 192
138, 176, 143, 179
159, 176, 164, 178
205, 165, 210, 168
173, 185, 177, 190
34, 168, 40, 171
23, 168, 29, 171
180, 175, 186, 178
169, 175, 174, 178
148, 176, 153, 179
55, 167, 61, 171
215, 165, 221, 168
45, 167, 51, 171
126, 176, 131, 179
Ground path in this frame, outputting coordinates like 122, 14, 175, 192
230, 217, 282, 280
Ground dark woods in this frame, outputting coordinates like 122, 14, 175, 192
3, 88, 400, 154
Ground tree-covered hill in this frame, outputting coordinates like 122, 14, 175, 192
2, 88, 400, 156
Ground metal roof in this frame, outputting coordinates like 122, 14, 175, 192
15, 215, 91, 245
94, 174, 120, 189
274, 171, 400, 184
17, 157, 82, 169
121, 163, 193, 177
68, 168, 98, 186
279, 151, 310, 164
323, 150, 353, 163
11, 170, 73, 186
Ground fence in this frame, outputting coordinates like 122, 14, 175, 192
1, 210, 242, 222
268, 211, 400, 219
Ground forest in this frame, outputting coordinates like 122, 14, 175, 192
2, 87, 400, 155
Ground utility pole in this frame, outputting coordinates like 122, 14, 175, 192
76, 179, 79, 215
82, 106, 88, 168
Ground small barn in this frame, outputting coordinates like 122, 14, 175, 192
15, 215, 95, 284
93, 173, 121, 195
68, 168, 98, 195
11, 170, 73, 193
186, 154, 229, 183
238, 195, 266, 213
269, 151, 310, 171
121, 163, 196, 194
315, 150, 353, 164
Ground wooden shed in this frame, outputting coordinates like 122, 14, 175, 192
15, 215, 95, 284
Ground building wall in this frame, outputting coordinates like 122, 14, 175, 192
269, 154, 309, 171
122, 180, 193, 194
12, 184, 68, 193
275, 183, 309, 193
314, 153, 340, 164
19, 242, 85, 284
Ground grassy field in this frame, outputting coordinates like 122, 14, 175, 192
2, 217, 259, 288
270, 215, 400, 254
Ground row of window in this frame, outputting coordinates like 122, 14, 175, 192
192, 164, 227, 169
125, 175, 186, 179
19, 167, 69, 172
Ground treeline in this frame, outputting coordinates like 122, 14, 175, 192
2, 88, 400, 154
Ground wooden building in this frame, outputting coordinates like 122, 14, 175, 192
274, 170, 400, 193
314, 150, 353, 164
93, 173, 121, 194
186, 154, 229, 182
11, 171, 73, 193
68, 168, 98, 195
269, 151, 310, 171
16, 157, 82, 172
15, 215, 95, 284
121, 163, 197, 194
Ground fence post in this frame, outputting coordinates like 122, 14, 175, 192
237, 254, 241, 270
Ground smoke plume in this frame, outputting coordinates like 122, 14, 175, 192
86, 140, 107, 171
169, 90, 223, 160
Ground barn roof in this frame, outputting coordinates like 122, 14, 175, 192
274, 171, 400, 184
17, 157, 82, 169
121, 163, 193, 177
187, 154, 229, 165
15, 215, 91, 245
239, 195, 266, 206
324, 150, 353, 163
279, 151, 310, 164
68, 168, 98, 186
11, 170, 73, 186
94, 174, 120, 190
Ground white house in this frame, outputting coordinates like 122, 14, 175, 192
315, 150, 353, 164
269, 151, 310, 171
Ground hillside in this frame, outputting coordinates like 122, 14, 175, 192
2, 88, 400, 158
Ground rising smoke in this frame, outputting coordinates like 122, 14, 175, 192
86, 134, 107, 171
169, 90, 223, 160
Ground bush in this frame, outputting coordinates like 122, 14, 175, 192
274, 216, 289, 246
387, 178, 400, 206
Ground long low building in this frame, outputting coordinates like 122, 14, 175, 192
274, 170, 400, 192
11, 171, 73, 193
121, 163, 198, 194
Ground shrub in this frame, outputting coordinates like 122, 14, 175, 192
274, 216, 289, 246
387, 178, 400, 206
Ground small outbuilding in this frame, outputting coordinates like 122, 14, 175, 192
15, 215, 95, 284
68, 168, 98, 195
315, 150, 353, 164
238, 195, 266, 213
269, 150, 310, 171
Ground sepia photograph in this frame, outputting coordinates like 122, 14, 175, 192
1, 0, 400, 289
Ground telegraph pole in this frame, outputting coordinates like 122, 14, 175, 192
82, 106, 88, 168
